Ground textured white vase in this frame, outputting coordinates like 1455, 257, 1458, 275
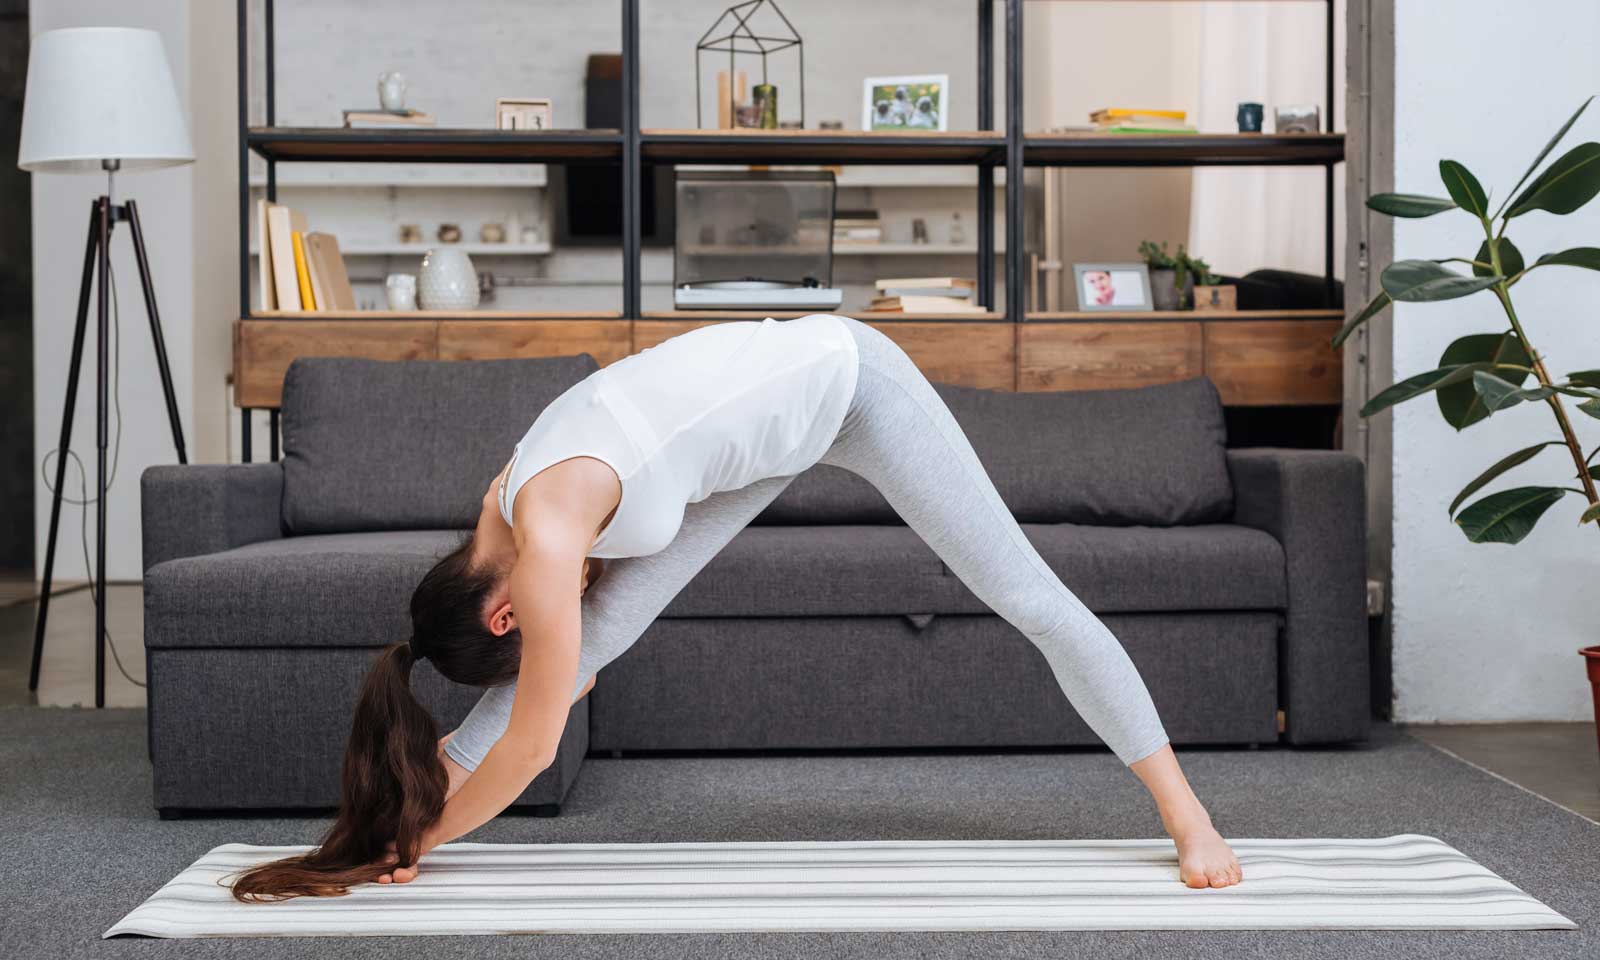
418, 248, 479, 311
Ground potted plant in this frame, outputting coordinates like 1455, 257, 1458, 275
1139, 240, 1192, 310
1335, 97, 1600, 754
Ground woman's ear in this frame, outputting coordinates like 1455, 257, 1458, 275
487, 601, 517, 637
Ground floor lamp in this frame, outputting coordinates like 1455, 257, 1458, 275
19, 27, 194, 707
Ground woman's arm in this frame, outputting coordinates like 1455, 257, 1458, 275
441, 673, 595, 800
420, 537, 586, 852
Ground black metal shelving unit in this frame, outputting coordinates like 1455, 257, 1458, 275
236, 0, 1342, 460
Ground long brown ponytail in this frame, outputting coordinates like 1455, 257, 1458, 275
230, 642, 447, 901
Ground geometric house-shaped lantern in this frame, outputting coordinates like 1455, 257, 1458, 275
696, 0, 805, 129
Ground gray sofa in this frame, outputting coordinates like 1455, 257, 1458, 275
141, 353, 1368, 817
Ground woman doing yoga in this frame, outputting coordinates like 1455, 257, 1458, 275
232, 314, 1241, 901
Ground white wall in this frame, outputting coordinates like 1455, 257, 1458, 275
30, 0, 196, 581
1390, 0, 1600, 722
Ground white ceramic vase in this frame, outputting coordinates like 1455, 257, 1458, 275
418, 248, 479, 311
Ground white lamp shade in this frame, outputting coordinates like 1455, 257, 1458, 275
19, 27, 194, 173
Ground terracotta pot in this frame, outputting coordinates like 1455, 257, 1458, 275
1583, 646, 1600, 757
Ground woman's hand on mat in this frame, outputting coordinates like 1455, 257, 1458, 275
376, 833, 437, 885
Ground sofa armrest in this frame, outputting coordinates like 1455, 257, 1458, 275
1227, 448, 1368, 745
140, 464, 285, 571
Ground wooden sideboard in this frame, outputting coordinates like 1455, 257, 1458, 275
234, 310, 1341, 409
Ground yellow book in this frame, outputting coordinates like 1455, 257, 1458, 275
291, 231, 316, 311
1092, 107, 1187, 121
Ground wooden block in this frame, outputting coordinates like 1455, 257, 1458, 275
1019, 322, 1202, 392
1202, 319, 1343, 406
234, 319, 438, 408
867, 321, 1015, 391
1192, 285, 1238, 312
437, 319, 632, 366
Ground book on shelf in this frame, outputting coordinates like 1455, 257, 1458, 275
865, 294, 985, 314
1090, 107, 1196, 135
834, 208, 882, 243
304, 233, 357, 311
1091, 107, 1186, 123
341, 108, 436, 128
255, 199, 278, 310
290, 231, 316, 311
873, 276, 975, 291
879, 285, 972, 299
265, 202, 308, 310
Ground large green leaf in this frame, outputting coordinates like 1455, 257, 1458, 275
1440, 160, 1489, 218
1381, 260, 1502, 301
1471, 370, 1556, 411
1454, 486, 1569, 544
1506, 142, 1600, 218
1331, 290, 1392, 347
1535, 247, 1600, 270
1568, 369, 1600, 387
1436, 332, 1532, 429
1448, 442, 1559, 516
1367, 193, 1457, 218
1362, 363, 1498, 417
1579, 397, 1600, 420
1473, 238, 1525, 278
1495, 96, 1594, 219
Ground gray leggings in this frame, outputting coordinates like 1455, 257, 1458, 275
444, 318, 1169, 770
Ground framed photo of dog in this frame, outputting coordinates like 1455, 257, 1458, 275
862, 75, 948, 132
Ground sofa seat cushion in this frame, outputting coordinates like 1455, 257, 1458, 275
145, 530, 462, 649
661, 522, 1286, 618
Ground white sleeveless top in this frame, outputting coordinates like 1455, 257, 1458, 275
498, 314, 860, 558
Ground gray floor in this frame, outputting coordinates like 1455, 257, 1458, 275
3, 707, 1598, 960
1412, 723, 1600, 822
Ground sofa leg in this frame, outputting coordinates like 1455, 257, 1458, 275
157, 808, 186, 821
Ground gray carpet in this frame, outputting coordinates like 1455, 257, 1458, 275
3, 706, 1596, 959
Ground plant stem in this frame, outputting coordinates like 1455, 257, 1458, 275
1486, 232, 1600, 514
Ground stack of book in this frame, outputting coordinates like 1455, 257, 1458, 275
865, 276, 982, 314
342, 108, 436, 129
1089, 108, 1196, 135
256, 200, 357, 312
834, 209, 883, 246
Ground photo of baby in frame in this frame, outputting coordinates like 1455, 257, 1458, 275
1073, 263, 1154, 311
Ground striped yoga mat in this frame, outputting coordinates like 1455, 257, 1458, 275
105, 835, 1574, 938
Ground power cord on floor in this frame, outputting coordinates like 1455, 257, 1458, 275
38, 259, 146, 689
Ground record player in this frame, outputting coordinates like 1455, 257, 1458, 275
674, 170, 842, 310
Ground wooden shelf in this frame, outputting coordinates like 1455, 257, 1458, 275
1025, 132, 1344, 167
1027, 309, 1342, 322
247, 127, 623, 163
640, 129, 1005, 165
642, 310, 1006, 322
247, 310, 623, 320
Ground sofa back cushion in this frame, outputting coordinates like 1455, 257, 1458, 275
758, 376, 1232, 526
280, 355, 598, 534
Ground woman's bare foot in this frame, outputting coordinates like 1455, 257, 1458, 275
1163, 806, 1242, 889
1128, 744, 1242, 887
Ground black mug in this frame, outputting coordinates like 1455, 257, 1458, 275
1237, 102, 1264, 133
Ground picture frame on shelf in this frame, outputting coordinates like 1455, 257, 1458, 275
496, 97, 554, 131
1073, 262, 1153, 311
862, 74, 947, 132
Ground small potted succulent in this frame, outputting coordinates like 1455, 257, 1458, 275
1139, 240, 1213, 310
1335, 97, 1600, 757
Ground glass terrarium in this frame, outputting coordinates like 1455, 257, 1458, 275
674, 170, 840, 309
